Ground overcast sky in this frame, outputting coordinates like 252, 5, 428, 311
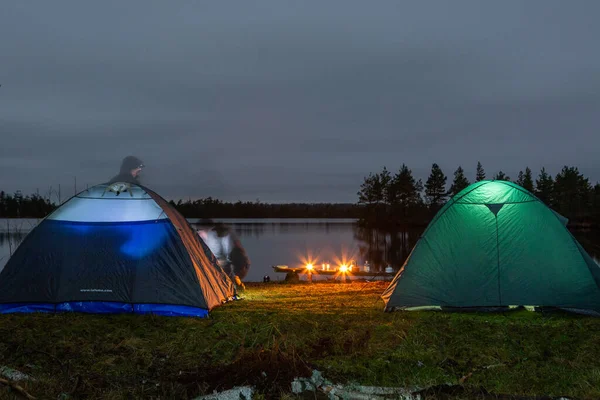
1, 1, 599, 203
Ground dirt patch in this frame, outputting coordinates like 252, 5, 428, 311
175, 348, 312, 399
310, 337, 335, 358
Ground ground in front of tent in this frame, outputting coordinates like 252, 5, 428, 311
1, 281, 599, 399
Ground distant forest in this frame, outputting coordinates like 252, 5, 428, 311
357, 162, 600, 229
0, 190, 360, 219
1, 162, 599, 228
166, 198, 360, 219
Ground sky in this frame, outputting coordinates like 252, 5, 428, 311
1, 1, 599, 203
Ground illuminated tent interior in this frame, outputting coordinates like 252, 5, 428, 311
382, 180, 600, 315
0, 183, 236, 317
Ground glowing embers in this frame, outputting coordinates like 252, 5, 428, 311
51, 219, 171, 260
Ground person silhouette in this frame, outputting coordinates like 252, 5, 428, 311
108, 156, 145, 185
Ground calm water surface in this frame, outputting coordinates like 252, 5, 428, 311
1, 218, 599, 282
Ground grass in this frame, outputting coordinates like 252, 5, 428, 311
1, 281, 600, 399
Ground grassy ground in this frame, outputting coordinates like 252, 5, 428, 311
1, 281, 600, 399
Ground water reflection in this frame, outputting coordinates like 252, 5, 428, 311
0, 232, 27, 247
190, 221, 360, 281
190, 221, 352, 239
1, 221, 599, 281
353, 225, 424, 272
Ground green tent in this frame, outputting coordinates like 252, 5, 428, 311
382, 180, 600, 314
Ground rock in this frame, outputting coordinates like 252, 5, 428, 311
291, 379, 304, 394
0, 366, 33, 381
193, 386, 254, 400
291, 377, 316, 394
290, 369, 422, 399
309, 369, 325, 387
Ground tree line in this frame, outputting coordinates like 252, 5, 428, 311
357, 162, 600, 228
167, 197, 360, 218
0, 190, 361, 219
0, 191, 56, 219
1, 162, 599, 223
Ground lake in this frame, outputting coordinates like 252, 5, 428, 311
1, 218, 599, 282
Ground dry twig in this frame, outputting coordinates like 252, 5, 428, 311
0, 377, 36, 399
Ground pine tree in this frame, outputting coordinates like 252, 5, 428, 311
13, 190, 23, 218
379, 167, 392, 205
593, 183, 600, 224
358, 168, 392, 222
553, 166, 591, 218
357, 173, 378, 206
535, 167, 554, 205
493, 171, 510, 181
522, 167, 534, 192
475, 161, 486, 182
389, 164, 423, 210
515, 167, 534, 192
448, 166, 470, 197
424, 163, 448, 208
516, 170, 525, 186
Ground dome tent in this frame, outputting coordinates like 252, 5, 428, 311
382, 180, 600, 314
0, 182, 236, 317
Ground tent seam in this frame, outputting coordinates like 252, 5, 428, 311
495, 215, 502, 305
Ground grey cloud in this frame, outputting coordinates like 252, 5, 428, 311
1, 0, 600, 202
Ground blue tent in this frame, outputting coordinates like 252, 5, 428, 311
0, 182, 236, 317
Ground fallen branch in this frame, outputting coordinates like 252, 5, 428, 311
0, 377, 36, 399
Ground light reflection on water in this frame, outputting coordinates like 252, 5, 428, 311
0, 219, 365, 282
1, 219, 599, 282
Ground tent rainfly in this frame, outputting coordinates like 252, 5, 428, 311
382, 180, 600, 315
0, 182, 236, 317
